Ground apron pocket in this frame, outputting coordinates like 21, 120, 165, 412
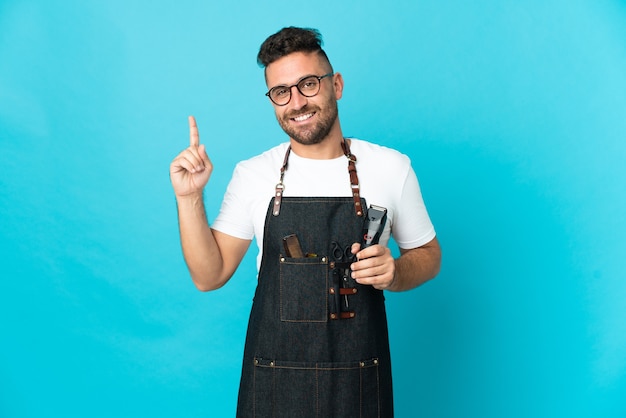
253, 357, 381, 418
279, 256, 328, 322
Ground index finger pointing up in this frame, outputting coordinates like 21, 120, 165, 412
189, 115, 199, 147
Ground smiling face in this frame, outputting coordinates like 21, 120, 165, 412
265, 51, 343, 146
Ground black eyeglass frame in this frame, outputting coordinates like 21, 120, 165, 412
265, 72, 334, 106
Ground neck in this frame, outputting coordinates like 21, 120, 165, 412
289, 137, 344, 159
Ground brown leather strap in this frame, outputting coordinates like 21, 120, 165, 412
329, 287, 358, 296
341, 140, 363, 217
274, 140, 363, 217
273, 146, 291, 216
330, 311, 356, 320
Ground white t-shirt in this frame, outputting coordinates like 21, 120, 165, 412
212, 139, 436, 270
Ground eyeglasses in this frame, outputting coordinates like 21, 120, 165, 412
265, 73, 334, 106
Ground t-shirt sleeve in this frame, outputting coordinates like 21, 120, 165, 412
211, 164, 255, 240
391, 165, 436, 249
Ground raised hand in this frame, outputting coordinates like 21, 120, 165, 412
170, 116, 213, 198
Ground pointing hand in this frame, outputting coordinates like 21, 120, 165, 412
169, 116, 213, 198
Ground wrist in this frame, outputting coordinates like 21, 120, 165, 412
175, 192, 204, 208
387, 260, 400, 291
388, 275, 398, 291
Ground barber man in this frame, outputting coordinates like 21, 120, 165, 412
169, 26, 441, 417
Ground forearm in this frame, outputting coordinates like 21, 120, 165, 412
176, 193, 227, 291
387, 238, 441, 292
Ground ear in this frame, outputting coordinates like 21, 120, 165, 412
333, 72, 344, 100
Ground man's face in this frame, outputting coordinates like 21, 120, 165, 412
265, 51, 343, 146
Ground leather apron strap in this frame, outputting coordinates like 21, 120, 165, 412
273, 140, 363, 217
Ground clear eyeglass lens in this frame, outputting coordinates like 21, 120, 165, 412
298, 77, 320, 95
271, 87, 290, 103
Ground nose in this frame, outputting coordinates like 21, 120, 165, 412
288, 85, 308, 109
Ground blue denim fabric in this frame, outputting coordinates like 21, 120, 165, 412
237, 197, 394, 417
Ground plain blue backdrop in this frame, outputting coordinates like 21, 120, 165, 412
1, 0, 625, 417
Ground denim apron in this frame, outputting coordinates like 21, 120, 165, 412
236, 142, 394, 417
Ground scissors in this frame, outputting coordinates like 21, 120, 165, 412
330, 241, 354, 309
331, 241, 354, 264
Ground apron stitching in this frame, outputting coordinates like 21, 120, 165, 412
272, 365, 276, 417
376, 364, 381, 418
315, 364, 319, 418
360, 365, 363, 418
252, 362, 256, 418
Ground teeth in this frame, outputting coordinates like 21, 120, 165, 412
293, 113, 314, 122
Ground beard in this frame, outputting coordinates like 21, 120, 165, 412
277, 97, 339, 146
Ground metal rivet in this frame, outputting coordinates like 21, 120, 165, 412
274, 211, 279, 215
270, 361, 274, 367
374, 359, 378, 365
357, 211, 362, 216
322, 257, 326, 263
280, 257, 285, 262
350, 313, 355, 318
360, 362, 365, 367
329, 288, 335, 294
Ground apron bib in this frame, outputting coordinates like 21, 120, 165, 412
236, 143, 394, 417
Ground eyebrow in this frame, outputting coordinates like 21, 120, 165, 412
269, 74, 319, 90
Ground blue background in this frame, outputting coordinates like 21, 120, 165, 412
1, 0, 625, 416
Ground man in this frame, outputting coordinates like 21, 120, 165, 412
170, 27, 441, 417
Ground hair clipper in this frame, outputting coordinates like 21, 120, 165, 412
361, 205, 387, 249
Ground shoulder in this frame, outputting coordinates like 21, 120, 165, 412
236, 142, 290, 172
221, 142, 289, 199
349, 138, 412, 174
350, 139, 410, 161
230, 142, 291, 187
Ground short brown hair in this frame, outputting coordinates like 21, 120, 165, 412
257, 26, 332, 69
